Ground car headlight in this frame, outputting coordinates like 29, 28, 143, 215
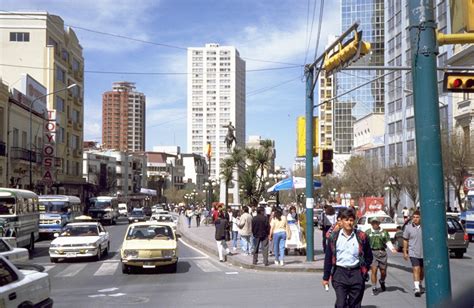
162, 249, 176, 257
50, 243, 61, 248
123, 249, 139, 258
90, 242, 99, 248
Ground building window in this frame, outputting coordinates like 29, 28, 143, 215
10, 32, 30, 42
56, 65, 66, 83
56, 96, 65, 112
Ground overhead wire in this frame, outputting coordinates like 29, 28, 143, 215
312, 0, 325, 62
303, 0, 318, 65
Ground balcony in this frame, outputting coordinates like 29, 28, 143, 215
10, 147, 39, 162
0, 141, 5, 157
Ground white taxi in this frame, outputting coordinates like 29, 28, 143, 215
120, 222, 178, 274
357, 211, 399, 239
49, 221, 110, 263
0, 238, 29, 263
150, 214, 177, 233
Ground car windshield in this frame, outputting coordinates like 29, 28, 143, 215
447, 218, 463, 232
126, 225, 174, 240
39, 201, 68, 213
465, 196, 474, 211
61, 225, 99, 236
90, 201, 112, 209
131, 210, 144, 216
368, 216, 394, 224
152, 216, 173, 222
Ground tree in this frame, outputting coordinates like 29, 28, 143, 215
342, 156, 387, 199
163, 186, 186, 205
220, 157, 235, 207
401, 164, 419, 207
441, 130, 472, 211
385, 165, 404, 217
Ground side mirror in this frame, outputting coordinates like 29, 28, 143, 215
99, 232, 106, 236
53, 233, 59, 238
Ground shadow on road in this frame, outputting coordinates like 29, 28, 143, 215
125, 261, 190, 275
385, 286, 407, 293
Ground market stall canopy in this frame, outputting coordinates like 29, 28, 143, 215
267, 177, 322, 192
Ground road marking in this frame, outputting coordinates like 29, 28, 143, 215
102, 259, 120, 263
178, 238, 210, 258
43, 265, 55, 272
94, 262, 119, 276
108, 293, 126, 297
88, 294, 106, 298
225, 272, 239, 275
35, 242, 51, 248
180, 256, 208, 260
194, 259, 221, 272
98, 287, 119, 293
55, 263, 87, 277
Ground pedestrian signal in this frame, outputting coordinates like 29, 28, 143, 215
443, 72, 474, 92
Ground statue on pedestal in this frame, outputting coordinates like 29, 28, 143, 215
223, 121, 236, 152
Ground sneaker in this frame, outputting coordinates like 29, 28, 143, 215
280, 260, 284, 266
420, 286, 425, 293
232, 247, 237, 251
379, 280, 386, 292
372, 287, 378, 296
274, 260, 279, 265
414, 288, 421, 297
219, 260, 224, 262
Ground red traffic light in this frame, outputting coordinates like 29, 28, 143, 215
452, 78, 463, 88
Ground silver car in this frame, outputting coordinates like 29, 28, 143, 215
447, 216, 469, 258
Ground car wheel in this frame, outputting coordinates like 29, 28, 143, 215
121, 263, 130, 274
50, 257, 58, 263
104, 243, 110, 256
469, 234, 473, 242
454, 250, 464, 258
95, 246, 102, 261
169, 262, 178, 273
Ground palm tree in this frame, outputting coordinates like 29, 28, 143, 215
220, 157, 236, 207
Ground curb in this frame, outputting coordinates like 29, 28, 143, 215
178, 226, 324, 273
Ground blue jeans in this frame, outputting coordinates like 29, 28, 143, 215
273, 231, 286, 262
241, 235, 252, 254
231, 231, 239, 248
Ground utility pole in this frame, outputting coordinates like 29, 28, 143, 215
304, 65, 314, 261
408, 1, 451, 306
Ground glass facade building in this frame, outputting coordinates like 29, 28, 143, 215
334, 0, 385, 154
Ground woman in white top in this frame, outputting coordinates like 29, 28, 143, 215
269, 210, 290, 266
231, 210, 240, 251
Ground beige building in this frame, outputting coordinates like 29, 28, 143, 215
0, 83, 8, 188
0, 12, 85, 195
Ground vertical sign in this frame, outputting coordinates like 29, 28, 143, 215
42, 110, 56, 186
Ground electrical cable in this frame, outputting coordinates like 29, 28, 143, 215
312, 0, 325, 62
303, 0, 318, 65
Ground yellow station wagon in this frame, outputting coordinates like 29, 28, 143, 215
120, 222, 178, 274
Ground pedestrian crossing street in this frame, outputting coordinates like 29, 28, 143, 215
38, 255, 231, 278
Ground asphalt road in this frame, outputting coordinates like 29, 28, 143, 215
30, 219, 473, 308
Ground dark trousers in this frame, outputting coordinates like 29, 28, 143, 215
322, 226, 331, 253
332, 267, 365, 308
195, 215, 201, 227
253, 237, 269, 265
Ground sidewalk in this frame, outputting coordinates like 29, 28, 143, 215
177, 215, 325, 272
177, 215, 414, 273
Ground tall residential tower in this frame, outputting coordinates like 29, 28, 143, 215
102, 82, 146, 152
187, 43, 246, 179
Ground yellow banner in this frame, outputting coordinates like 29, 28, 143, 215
296, 116, 319, 157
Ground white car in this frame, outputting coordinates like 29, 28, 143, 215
0, 238, 29, 263
0, 256, 53, 307
357, 211, 399, 239
150, 214, 177, 233
49, 221, 110, 263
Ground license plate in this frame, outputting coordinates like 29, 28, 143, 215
143, 264, 155, 268
66, 252, 77, 257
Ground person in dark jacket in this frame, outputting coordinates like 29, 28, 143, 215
214, 211, 230, 262
251, 207, 270, 266
322, 208, 373, 308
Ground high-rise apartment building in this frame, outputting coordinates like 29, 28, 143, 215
0, 12, 85, 195
384, 0, 451, 167
334, 0, 385, 154
187, 43, 246, 179
102, 82, 146, 152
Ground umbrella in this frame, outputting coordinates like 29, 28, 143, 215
267, 176, 322, 192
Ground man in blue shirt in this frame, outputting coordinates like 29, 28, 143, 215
322, 208, 373, 308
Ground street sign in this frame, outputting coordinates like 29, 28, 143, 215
464, 176, 474, 190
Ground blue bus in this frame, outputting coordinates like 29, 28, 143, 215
461, 190, 474, 242
38, 195, 83, 236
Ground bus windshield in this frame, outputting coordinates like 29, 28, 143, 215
90, 201, 112, 209
0, 198, 16, 215
466, 196, 474, 211
39, 201, 69, 213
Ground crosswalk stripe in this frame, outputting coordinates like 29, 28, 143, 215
194, 259, 221, 272
93, 262, 119, 276
55, 263, 87, 277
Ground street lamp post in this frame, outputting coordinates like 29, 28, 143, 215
29, 84, 77, 191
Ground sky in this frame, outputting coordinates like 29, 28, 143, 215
3, 0, 341, 170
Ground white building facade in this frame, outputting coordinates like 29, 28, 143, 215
186, 43, 246, 180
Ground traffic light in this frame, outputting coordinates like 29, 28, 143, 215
443, 72, 474, 92
321, 149, 333, 176
323, 31, 371, 76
